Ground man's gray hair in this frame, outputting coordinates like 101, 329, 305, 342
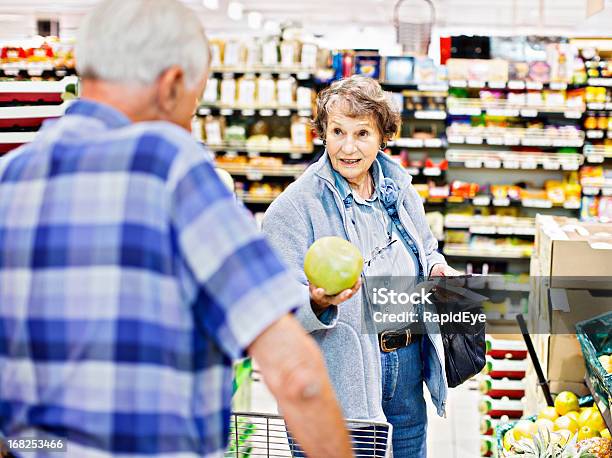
76, 0, 210, 88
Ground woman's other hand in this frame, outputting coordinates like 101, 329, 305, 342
309, 278, 362, 314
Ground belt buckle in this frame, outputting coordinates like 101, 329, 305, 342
380, 329, 411, 353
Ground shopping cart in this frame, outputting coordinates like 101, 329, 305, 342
225, 412, 393, 458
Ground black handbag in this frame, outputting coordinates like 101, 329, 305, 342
433, 284, 487, 388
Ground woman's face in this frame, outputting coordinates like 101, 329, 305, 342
326, 112, 382, 184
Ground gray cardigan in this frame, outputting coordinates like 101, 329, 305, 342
262, 152, 448, 421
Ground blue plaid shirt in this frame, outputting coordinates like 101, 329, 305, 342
0, 100, 306, 457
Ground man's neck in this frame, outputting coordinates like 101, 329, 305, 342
80, 79, 159, 123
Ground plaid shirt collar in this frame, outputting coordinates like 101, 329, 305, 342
64, 99, 132, 130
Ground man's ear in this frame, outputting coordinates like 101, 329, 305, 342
157, 66, 184, 115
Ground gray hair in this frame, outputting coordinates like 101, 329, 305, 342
314, 75, 401, 142
76, 0, 210, 88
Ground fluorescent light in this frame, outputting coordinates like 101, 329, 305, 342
247, 11, 262, 29
263, 20, 280, 34
227, 2, 244, 20
202, 0, 218, 10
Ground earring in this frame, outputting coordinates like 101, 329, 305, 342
380, 142, 387, 149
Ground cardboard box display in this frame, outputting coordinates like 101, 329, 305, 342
524, 369, 589, 415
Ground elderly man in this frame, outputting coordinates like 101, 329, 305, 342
0, 1, 355, 457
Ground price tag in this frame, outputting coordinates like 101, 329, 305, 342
276, 109, 291, 117
526, 81, 544, 90
472, 196, 491, 206
563, 201, 581, 209
587, 130, 604, 139
583, 187, 599, 196
297, 109, 312, 117
468, 80, 485, 88
290, 153, 302, 160
520, 160, 538, 169
423, 167, 441, 176
396, 138, 423, 148
197, 107, 212, 116
522, 199, 552, 209
487, 109, 519, 117
488, 81, 507, 89
497, 226, 515, 235
508, 80, 526, 90
549, 82, 567, 90
247, 150, 260, 158
447, 135, 465, 144
503, 160, 520, 169
406, 167, 420, 176
417, 83, 449, 92
424, 138, 443, 148
296, 72, 311, 80
466, 136, 483, 145
483, 159, 502, 169
241, 109, 255, 116
493, 198, 510, 207
486, 137, 503, 145
220, 108, 234, 116
520, 109, 538, 118
587, 154, 604, 163
560, 162, 579, 171
415, 110, 446, 120
564, 110, 582, 119
503, 137, 521, 146
225, 150, 238, 158
587, 103, 605, 110
603, 187, 612, 197
543, 161, 561, 170
464, 159, 482, 168
246, 169, 264, 181
450, 80, 467, 88
259, 109, 274, 117
606, 102, 612, 110
470, 226, 496, 234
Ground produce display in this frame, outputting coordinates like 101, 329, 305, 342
499, 391, 611, 457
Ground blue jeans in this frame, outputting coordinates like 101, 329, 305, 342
381, 339, 427, 458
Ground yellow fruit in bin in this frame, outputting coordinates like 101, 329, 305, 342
513, 420, 538, 441
601, 428, 611, 440
580, 408, 606, 432
598, 355, 612, 373
555, 391, 579, 416
566, 411, 580, 424
538, 406, 559, 422
535, 418, 555, 433
578, 425, 601, 441
554, 415, 580, 434
552, 429, 574, 447
579, 407, 595, 427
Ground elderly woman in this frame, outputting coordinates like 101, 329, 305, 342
263, 75, 458, 458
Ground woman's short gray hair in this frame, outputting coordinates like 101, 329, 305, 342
76, 0, 210, 88
313, 75, 401, 142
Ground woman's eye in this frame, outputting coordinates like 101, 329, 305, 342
333, 128, 342, 135
359, 130, 369, 137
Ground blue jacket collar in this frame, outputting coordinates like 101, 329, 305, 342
65, 99, 132, 130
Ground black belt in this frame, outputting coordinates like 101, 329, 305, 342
378, 324, 424, 353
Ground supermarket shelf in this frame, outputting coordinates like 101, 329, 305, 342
0, 102, 70, 119
216, 163, 306, 178
236, 191, 280, 204
444, 215, 535, 236
585, 129, 612, 140
446, 149, 583, 171
207, 143, 314, 155
581, 181, 612, 196
403, 166, 444, 177
422, 195, 581, 210
443, 244, 532, 260
448, 79, 575, 91
447, 99, 584, 119
0, 131, 37, 143
380, 82, 449, 92
197, 105, 311, 117
210, 66, 315, 78
446, 128, 584, 148
0, 76, 77, 93
588, 78, 612, 87
388, 137, 446, 148
584, 376, 612, 431
583, 145, 612, 163
403, 109, 447, 120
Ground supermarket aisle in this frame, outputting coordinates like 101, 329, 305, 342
247, 376, 480, 457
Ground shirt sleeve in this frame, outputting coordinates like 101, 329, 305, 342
168, 147, 308, 359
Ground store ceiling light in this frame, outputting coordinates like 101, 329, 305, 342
247, 11, 263, 29
202, 0, 219, 10
227, 2, 244, 21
